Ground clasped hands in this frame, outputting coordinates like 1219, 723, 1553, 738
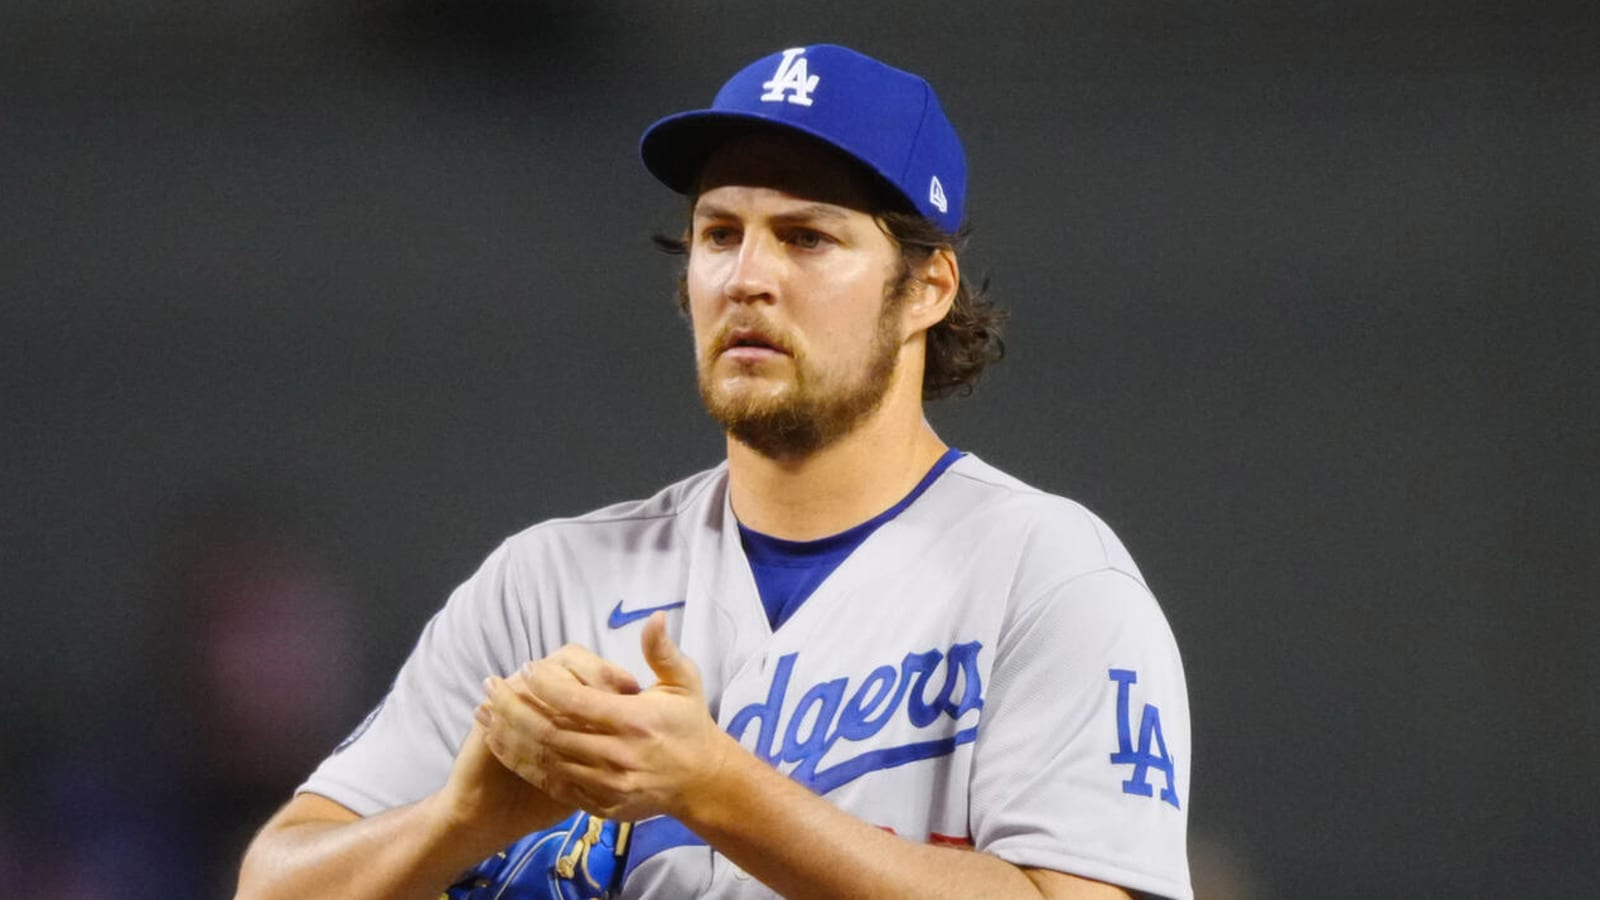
475, 612, 732, 823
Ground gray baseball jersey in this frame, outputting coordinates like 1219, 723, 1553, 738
302, 454, 1192, 899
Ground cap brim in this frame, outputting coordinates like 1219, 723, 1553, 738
640, 109, 888, 198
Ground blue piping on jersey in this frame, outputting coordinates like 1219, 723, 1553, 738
800, 725, 979, 795
620, 816, 705, 882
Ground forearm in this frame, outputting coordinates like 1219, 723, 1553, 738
234, 793, 508, 900
491, 622, 1127, 898
679, 736, 1085, 900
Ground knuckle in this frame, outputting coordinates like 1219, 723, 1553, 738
553, 644, 595, 666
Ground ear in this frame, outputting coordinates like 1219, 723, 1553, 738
902, 247, 960, 337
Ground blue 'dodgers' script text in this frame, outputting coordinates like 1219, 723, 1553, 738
726, 642, 985, 794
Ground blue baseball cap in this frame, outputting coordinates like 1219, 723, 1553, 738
640, 44, 967, 234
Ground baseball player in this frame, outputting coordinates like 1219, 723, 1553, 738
235, 44, 1191, 900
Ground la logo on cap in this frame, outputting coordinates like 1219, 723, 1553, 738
760, 47, 819, 107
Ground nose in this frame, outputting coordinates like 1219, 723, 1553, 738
723, 231, 781, 304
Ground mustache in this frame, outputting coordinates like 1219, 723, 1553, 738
708, 315, 797, 356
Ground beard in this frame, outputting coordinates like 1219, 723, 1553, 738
696, 282, 908, 460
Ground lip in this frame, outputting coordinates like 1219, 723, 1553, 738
718, 326, 790, 358
720, 345, 788, 364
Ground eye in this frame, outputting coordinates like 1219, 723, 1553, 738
783, 228, 831, 250
700, 226, 739, 248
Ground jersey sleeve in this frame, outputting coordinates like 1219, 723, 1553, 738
298, 542, 533, 815
969, 567, 1192, 900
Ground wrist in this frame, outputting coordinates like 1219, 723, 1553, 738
669, 731, 760, 832
397, 791, 510, 887
417, 790, 475, 846
419, 787, 515, 857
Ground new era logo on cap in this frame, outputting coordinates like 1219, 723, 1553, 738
640, 44, 967, 233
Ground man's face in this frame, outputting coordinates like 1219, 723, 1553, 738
686, 133, 910, 459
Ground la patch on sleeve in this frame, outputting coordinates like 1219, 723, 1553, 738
1107, 668, 1179, 809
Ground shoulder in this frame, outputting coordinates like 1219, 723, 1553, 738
930, 454, 1148, 594
436, 465, 728, 644
495, 463, 728, 564
939, 457, 1183, 689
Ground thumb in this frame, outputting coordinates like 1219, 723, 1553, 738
641, 610, 700, 693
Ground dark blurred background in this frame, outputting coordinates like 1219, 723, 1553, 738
2, 1, 1596, 897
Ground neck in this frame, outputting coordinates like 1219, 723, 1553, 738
725, 380, 948, 541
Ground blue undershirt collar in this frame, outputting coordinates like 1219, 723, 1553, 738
738, 447, 965, 630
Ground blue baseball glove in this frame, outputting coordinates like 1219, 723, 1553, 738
445, 812, 632, 900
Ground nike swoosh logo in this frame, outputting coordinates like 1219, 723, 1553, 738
607, 599, 687, 629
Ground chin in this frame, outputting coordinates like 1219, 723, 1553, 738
704, 390, 795, 424
703, 369, 794, 406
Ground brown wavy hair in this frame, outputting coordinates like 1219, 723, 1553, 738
655, 212, 1004, 401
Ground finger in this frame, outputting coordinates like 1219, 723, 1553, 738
540, 755, 658, 822
486, 706, 632, 790
462, 717, 535, 787
535, 645, 642, 695
535, 726, 633, 770
499, 670, 636, 735
642, 611, 702, 695
478, 689, 566, 788
487, 674, 576, 732
492, 667, 557, 716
